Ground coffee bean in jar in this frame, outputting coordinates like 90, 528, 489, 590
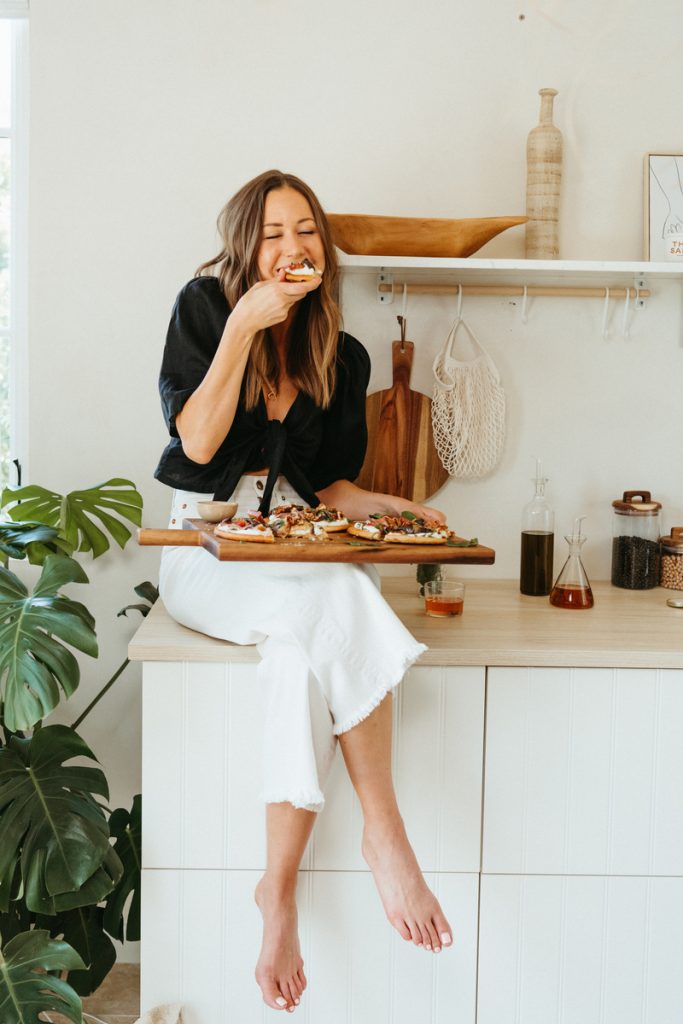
610, 490, 662, 590
660, 527, 683, 590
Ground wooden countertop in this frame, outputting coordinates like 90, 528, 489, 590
129, 579, 683, 668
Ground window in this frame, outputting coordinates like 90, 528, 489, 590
0, 10, 28, 490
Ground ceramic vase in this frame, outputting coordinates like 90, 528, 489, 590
525, 88, 563, 259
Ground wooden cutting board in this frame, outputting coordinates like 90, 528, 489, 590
355, 340, 448, 502
137, 520, 495, 565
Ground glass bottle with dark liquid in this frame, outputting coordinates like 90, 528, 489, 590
520, 459, 554, 595
549, 518, 594, 609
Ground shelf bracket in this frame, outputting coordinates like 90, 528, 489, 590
634, 275, 647, 309
377, 271, 394, 304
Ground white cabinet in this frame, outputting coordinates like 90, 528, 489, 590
483, 667, 683, 875
141, 868, 479, 1024
478, 667, 683, 1022
132, 588, 683, 1022
141, 661, 485, 1023
477, 875, 683, 1024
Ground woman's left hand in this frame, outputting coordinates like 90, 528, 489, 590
316, 480, 447, 525
383, 496, 446, 524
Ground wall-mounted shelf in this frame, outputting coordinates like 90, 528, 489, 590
337, 254, 683, 305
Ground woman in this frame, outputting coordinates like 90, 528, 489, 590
155, 170, 453, 1014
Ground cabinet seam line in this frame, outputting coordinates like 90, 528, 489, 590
474, 665, 489, 1024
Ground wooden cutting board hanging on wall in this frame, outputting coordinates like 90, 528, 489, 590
355, 318, 449, 503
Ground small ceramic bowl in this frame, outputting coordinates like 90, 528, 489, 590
196, 500, 238, 523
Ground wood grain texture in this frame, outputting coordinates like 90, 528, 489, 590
355, 340, 449, 502
328, 212, 527, 258
136, 519, 494, 565
128, 579, 683, 669
138, 528, 201, 547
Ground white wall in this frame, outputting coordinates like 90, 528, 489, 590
26, 0, 683, 958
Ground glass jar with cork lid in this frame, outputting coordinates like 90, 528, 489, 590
611, 490, 661, 589
660, 527, 683, 591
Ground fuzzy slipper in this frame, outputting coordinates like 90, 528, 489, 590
134, 1005, 184, 1024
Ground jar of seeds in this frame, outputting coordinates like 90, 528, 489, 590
660, 527, 683, 590
611, 490, 661, 589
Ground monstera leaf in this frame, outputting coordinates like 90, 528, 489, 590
0, 899, 31, 948
35, 906, 116, 998
0, 929, 84, 1023
0, 555, 97, 732
0, 521, 71, 566
0, 726, 123, 916
117, 581, 159, 619
1, 479, 143, 559
103, 794, 141, 942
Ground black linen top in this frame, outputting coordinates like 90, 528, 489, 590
154, 277, 370, 515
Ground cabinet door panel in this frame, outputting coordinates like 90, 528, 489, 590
141, 869, 478, 1024
477, 874, 683, 1024
483, 667, 683, 874
143, 663, 484, 872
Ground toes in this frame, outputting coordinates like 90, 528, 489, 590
433, 912, 453, 948
283, 978, 300, 1008
259, 977, 289, 1011
391, 914, 413, 941
407, 919, 425, 947
423, 918, 441, 952
297, 968, 307, 992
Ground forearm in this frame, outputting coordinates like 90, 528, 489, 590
316, 480, 414, 521
176, 316, 254, 464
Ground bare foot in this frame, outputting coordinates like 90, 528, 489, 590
362, 818, 453, 952
254, 877, 306, 1012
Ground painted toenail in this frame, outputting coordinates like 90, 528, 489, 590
434, 946, 441, 952
295, 999, 300, 1005
425, 944, 431, 950
276, 996, 287, 1006
441, 932, 452, 945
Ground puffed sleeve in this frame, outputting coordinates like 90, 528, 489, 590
310, 333, 371, 490
159, 277, 228, 437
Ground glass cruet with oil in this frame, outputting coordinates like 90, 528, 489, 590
549, 516, 594, 609
520, 457, 554, 595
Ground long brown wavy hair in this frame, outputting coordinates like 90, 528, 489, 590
195, 170, 341, 410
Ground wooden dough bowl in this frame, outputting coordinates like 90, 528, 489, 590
327, 213, 528, 258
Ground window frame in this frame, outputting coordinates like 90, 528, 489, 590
1, 14, 29, 489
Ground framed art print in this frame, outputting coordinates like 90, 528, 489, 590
644, 153, 683, 259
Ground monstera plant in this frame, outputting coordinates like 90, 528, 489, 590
0, 479, 151, 1022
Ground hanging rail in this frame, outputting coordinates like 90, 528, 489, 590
377, 282, 650, 299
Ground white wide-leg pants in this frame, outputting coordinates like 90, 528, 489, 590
159, 476, 426, 812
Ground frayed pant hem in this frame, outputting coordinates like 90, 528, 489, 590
261, 791, 325, 813
332, 679, 398, 736
332, 642, 427, 736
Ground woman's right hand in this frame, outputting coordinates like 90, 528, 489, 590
231, 269, 321, 336
176, 271, 320, 464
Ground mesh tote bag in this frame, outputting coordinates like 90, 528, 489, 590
431, 310, 506, 479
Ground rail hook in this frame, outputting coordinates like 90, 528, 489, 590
397, 283, 408, 350
602, 287, 611, 340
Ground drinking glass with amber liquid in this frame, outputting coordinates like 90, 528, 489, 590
424, 580, 465, 617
